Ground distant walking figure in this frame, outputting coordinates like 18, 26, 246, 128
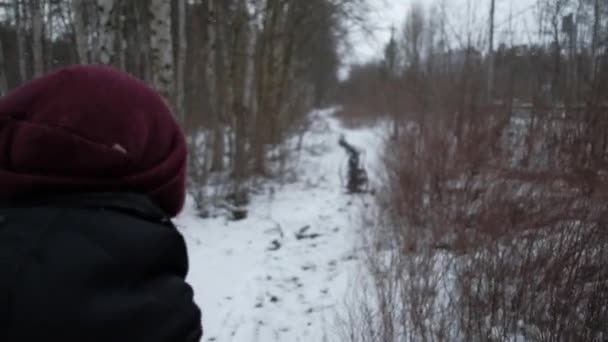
339, 134, 369, 193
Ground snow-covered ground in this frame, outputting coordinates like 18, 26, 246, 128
175, 108, 384, 342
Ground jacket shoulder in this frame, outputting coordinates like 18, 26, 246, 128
0, 197, 201, 342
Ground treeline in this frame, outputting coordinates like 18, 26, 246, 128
0, 0, 362, 213
339, 0, 608, 122
338, 1, 608, 340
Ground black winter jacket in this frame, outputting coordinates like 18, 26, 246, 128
0, 193, 202, 342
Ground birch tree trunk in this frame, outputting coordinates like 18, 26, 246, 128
148, 0, 174, 102
133, 1, 151, 81
87, 1, 100, 63
175, 0, 188, 122
97, 0, 115, 65
43, 0, 52, 70
73, 0, 89, 63
115, 1, 126, 70
0, 37, 7, 95
15, 0, 27, 82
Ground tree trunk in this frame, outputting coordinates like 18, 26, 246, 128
488, 0, 495, 102
253, 0, 281, 175
591, 0, 600, 82
44, 0, 54, 70
97, 0, 115, 65
73, 0, 88, 63
148, 0, 174, 102
207, 0, 225, 172
133, 1, 151, 81
87, 0, 100, 63
0, 36, 8, 95
115, 1, 126, 70
232, 0, 251, 181
15, 0, 27, 83
175, 0, 187, 122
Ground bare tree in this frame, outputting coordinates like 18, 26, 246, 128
0, 0, 355, 214
132, 0, 151, 81
14, 0, 27, 82
148, 0, 174, 102
115, 1, 126, 71
97, 0, 115, 65
73, 0, 88, 63
175, 0, 187, 122
206, 0, 225, 172
30, 0, 44, 77
402, 3, 425, 72
230, 0, 252, 195
488, 0, 496, 100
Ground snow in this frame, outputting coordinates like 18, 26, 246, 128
175, 108, 384, 342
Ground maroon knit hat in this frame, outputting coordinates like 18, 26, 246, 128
0, 65, 187, 216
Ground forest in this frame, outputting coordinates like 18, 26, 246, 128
0, 0, 365, 214
338, 1, 608, 340
1, 0, 607, 340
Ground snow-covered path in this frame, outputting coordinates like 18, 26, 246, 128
175, 109, 383, 342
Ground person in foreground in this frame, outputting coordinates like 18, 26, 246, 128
0, 65, 202, 341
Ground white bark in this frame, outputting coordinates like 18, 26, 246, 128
116, 2, 126, 71
149, 0, 174, 102
14, 0, 27, 82
176, 0, 188, 121
30, 0, 43, 76
133, 1, 151, 81
73, 0, 89, 63
97, 0, 115, 65
87, 0, 100, 62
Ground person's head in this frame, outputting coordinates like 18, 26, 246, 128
0, 65, 187, 216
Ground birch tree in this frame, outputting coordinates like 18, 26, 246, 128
30, 0, 44, 77
175, 0, 188, 122
132, 1, 151, 81
115, 1, 126, 71
14, 0, 27, 82
148, 0, 174, 102
97, 0, 115, 65
43, 0, 50, 70
87, 0, 99, 62
73, 0, 89, 63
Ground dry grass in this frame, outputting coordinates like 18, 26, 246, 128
338, 104, 608, 341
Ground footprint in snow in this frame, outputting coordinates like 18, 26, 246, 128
301, 263, 317, 271
295, 225, 322, 240
267, 239, 281, 251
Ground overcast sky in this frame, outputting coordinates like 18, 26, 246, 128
346, 0, 539, 66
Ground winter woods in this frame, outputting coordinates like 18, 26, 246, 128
0, 0, 359, 212
337, 1, 608, 341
